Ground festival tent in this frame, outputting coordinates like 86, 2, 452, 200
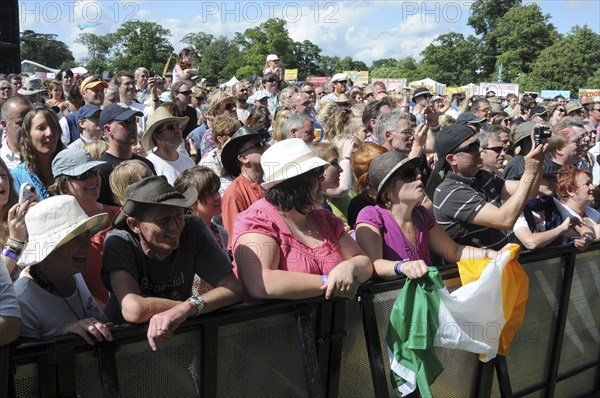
409, 78, 447, 95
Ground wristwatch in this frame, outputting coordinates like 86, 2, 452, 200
188, 295, 206, 317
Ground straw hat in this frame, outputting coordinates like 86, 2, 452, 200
142, 107, 189, 151
18, 196, 108, 266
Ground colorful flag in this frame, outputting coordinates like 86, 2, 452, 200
386, 245, 528, 397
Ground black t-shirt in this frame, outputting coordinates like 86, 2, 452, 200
96, 152, 156, 206
182, 106, 198, 140
101, 215, 234, 324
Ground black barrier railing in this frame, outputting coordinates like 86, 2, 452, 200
7, 243, 600, 397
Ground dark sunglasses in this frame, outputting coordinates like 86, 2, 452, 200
484, 146, 504, 154
303, 90, 314, 95
557, 108, 566, 113
300, 101, 311, 106
178, 90, 191, 96
452, 140, 481, 154
224, 102, 235, 111
70, 168, 99, 181
162, 123, 182, 132
396, 167, 422, 183
239, 139, 268, 154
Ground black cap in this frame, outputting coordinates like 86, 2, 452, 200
221, 126, 270, 177
434, 124, 476, 173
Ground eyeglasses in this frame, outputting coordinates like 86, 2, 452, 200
70, 168, 99, 181
117, 117, 137, 126
557, 108, 566, 113
502, 119, 511, 124
483, 146, 504, 154
593, 108, 600, 112
300, 101, 311, 106
0, 87, 11, 91
239, 139, 268, 154
239, 88, 248, 92
452, 140, 481, 154
178, 90, 191, 96
266, 79, 277, 83
162, 123, 182, 132
224, 102, 235, 111
336, 80, 347, 85
394, 129, 415, 137
395, 167, 422, 183
303, 90, 314, 95
318, 92, 325, 96
478, 108, 491, 113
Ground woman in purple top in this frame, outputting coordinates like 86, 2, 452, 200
356, 151, 505, 280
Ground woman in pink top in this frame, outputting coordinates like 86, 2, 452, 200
233, 139, 372, 300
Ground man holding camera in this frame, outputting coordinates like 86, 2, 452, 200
432, 124, 545, 250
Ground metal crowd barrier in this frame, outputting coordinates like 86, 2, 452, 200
7, 243, 600, 397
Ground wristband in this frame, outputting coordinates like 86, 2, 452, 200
341, 156, 351, 162
321, 275, 328, 285
4, 243, 22, 255
7, 237, 25, 247
2, 248, 20, 261
394, 260, 406, 276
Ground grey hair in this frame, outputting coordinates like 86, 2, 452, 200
375, 109, 411, 144
134, 67, 149, 79
476, 131, 501, 149
283, 113, 313, 138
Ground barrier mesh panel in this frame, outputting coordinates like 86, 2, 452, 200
558, 250, 600, 381
75, 350, 102, 398
494, 256, 565, 396
115, 330, 201, 398
14, 362, 39, 397
555, 367, 597, 397
216, 312, 309, 397
338, 282, 479, 398
337, 296, 375, 397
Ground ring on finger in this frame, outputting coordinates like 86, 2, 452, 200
156, 327, 163, 331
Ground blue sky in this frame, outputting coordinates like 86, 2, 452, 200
18, 0, 600, 67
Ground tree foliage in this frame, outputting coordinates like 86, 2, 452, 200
525, 25, 600, 93
21, 30, 74, 70
419, 33, 480, 85
493, 4, 558, 82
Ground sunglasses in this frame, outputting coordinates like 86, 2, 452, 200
70, 168, 99, 181
224, 102, 235, 111
483, 146, 504, 154
178, 90, 191, 96
452, 140, 481, 154
336, 80, 348, 85
478, 108, 491, 113
239, 139, 268, 154
557, 108, 566, 113
395, 167, 422, 183
303, 90, 314, 95
162, 123, 182, 132
0, 87, 11, 91
502, 119, 511, 124
300, 101, 311, 106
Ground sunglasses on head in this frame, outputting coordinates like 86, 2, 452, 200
484, 146, 504, 154
395, 166, 422, 183
70, 168, 99, 181
240, 139, 268, 154
452, 140, 480, 154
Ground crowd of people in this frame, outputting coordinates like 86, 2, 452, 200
1, 49, 599, 359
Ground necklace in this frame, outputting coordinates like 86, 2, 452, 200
30, 267, 86, 321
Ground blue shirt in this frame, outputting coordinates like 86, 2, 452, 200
11, 163, 52, 200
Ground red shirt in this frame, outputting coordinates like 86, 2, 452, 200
222, 175, 262, 250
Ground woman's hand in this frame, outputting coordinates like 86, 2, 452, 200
146, 303, 192, 351
341, 137, 356, 159
8, 199, 37, 242
61, 318, 113, 345
322, 262, 359, 300
400, 260, 429, 280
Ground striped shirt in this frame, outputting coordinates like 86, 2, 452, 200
433, 170, 511, 250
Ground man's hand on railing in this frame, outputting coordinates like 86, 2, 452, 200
146, 301, 195, 351
60, 318, 113, 346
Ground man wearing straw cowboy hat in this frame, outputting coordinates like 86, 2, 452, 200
142, 107, 195, 184
102, 176, 242, 350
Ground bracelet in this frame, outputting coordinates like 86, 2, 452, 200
4, 243, 22, 255
2, 247, 20, 261
394, 260, 406, 276
341, 156, 351, 162
321, 275, 328, 285
7, 237, 25, 247
483, 248, 491, 259
584, 234, 594, 242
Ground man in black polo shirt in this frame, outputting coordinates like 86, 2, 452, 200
96, 102, 156, 205
432, 124, 545, 250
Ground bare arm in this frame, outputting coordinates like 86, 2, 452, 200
514, 218, 571, 250
428, 223, 502, 262
473, 144, 545, 230
0, 316, 21, 346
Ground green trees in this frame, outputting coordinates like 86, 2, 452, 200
21, 30, 74, 70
